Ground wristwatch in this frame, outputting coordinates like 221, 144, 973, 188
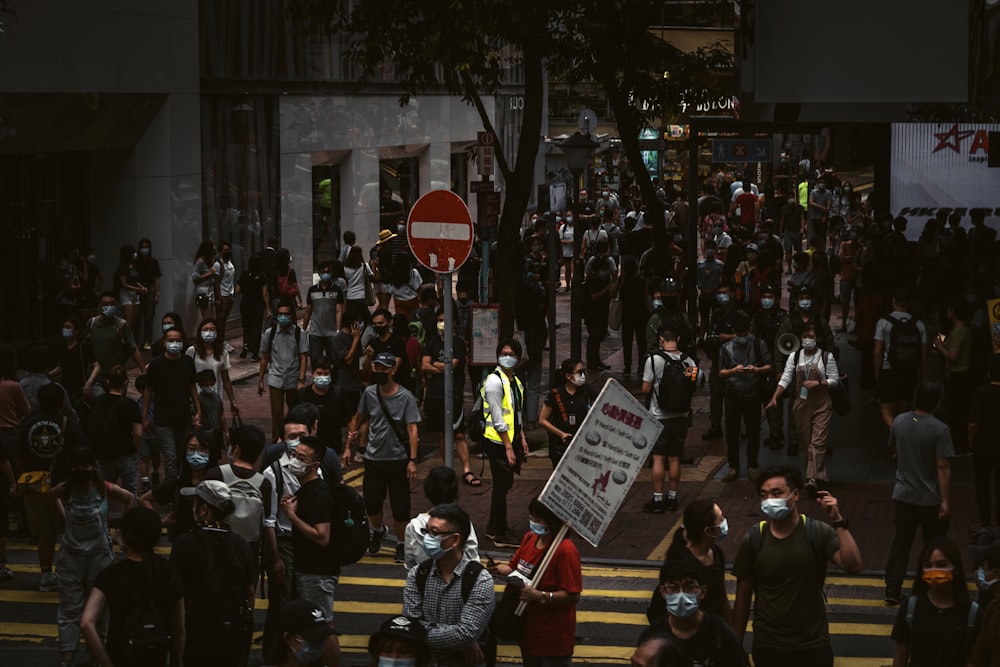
409, 458, 418, 464
831, 518, 850, 530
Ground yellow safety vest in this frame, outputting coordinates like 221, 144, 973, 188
482, 368, 523, 443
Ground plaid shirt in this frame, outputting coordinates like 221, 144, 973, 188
403, 556, 496, 666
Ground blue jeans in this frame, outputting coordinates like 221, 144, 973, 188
97, 454, 139, 497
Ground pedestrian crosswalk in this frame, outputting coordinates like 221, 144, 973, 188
0, 533, 923, 666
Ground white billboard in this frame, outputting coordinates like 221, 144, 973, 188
538, 379, 663, 548
891, 123, 1000, 240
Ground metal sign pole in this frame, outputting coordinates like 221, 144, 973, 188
443, 271, 455, 468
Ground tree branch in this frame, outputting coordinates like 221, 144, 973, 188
461, 71, 513, 182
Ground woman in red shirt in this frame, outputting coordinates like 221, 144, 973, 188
490, 496, 583, 666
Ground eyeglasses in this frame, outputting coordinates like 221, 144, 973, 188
659, 582, 702, 594
420, 527, 458, 538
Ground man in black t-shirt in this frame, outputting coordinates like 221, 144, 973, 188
282, 437, 340, 627
142, 327, 200, 483
297, 361, 343, 454
364, 308, 412, 392
421, 310, 477, 485
90, 365, 142, 496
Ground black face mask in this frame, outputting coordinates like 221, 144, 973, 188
71, 469, 92, 485
373, 325, 389, 336
372, 372, 390, 386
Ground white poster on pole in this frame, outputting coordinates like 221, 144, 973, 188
538, 379, 663, 548
890, 123, 1000, 239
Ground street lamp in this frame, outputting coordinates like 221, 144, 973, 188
559, 132, 599, 361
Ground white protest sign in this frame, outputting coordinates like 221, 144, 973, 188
538, 379, 663, 548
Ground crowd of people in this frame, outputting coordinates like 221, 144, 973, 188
1, 163, 1000, 666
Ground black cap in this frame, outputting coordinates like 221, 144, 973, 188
368, 615, 430, 659
796, 284, 814, 297
280, 599, 339, 641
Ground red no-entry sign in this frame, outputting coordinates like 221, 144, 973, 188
406, 190, 474, 274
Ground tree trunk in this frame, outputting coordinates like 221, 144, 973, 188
602, 77, 667, 254
494, 45, 544, 337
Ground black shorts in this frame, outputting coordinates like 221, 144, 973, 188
423, 399, 466, 434
362, 458, 411, 520
878, 368, 919, 404
652, 416, 688, 458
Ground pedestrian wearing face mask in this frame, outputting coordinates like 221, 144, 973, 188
487, 496, 582, 666
891, 539, 981, 667
404, 503, 495, 667
719, 315, 772, 483
969, 540, 1000, 667
368, 614, 430, 667
172, 479, 256, 667
344, 352, 421, 563
187, 318, 239, 418
260, 416, 313, 662
304, 261, 345, 370
765, 322, 838, 496
135, 237, 162, 350
82, 291, 145, 380
538, 358, 596, 469
279, 599, 342, 667
260, 299, 309, 442
649, 500, 732, 625
641, 561, 743, 667
696, 243, 725, 334
557, 212, 575, 290
701, 282, 747, 441
732, 467, 861, 667
751, 285, 788, 451
138, 430, 213, 541
281, 437, 342, 633
51, 447, 133, 667
213, 241, 238, 350
479, 339, 528, 548
808, 180, 833, 246
296, 360, 344, 454
143, 327, 201, 483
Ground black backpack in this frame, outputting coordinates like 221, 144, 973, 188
654, 352, 696, 413
271, 462, 369, 566
85, 394, 129, 460
125, 586, 172, 665
328, 482, 370, 566
887, 316, 921, 370
191, 530, 253, 656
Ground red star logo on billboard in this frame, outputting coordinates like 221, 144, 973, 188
933, 124, 976, 153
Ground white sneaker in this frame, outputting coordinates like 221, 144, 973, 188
224, 341, 235, 353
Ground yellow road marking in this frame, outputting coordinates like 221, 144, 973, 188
646, 514, 685, 562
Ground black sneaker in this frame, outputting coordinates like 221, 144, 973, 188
885, 587, 901, 606
643, 499, 666, 514
240, 345, 249, 359
368, 525, 388, 555
665, 497, 679, 512
394, 543, 405, 563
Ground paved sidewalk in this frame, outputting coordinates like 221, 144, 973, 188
130, 277, 979, 575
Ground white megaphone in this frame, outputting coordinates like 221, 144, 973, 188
777, 332, 800, 355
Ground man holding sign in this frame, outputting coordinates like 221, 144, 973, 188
641, 327, 704, 513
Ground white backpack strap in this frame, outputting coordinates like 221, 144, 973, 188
219, 464, 236, 484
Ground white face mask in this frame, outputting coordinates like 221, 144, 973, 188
498, 355, 518, 369
801, 337, 817, 351
571, 372, 586, 387
200, 331, 217, 343
760, 497, 793, 520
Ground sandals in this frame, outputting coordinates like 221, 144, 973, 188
462, 471, 482, 487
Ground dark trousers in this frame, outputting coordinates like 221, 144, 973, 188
485, 439, 515, 532
752, 645, 833, 667
621, 318, 645, 371
242, 308, 264, 354
724, 392, 761, 471
138, 286, 157, 345
974, 450, 1000, 526
585, 318, 608, 368
885, 500, 950, 592
708, 366, 724, 430
262, 536, 295, 663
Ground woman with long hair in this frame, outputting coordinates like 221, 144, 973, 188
192, 240, 218, 321
343, 245, 372, 311
933, 300, 974, 453
114, 243, 146, 331
52, 447, 132, 667
538, 358, 594, 469
891, 539, 980, 667
139, 430, 215, 541
135, 237, 162, 349
388, 254, 421, 319
647, 499, 731, 625
81, 506, 184, 666
765, 322, 841, 496
0, 344, 30, 580
488, 496, 582, 666
186, 318, 239, 419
